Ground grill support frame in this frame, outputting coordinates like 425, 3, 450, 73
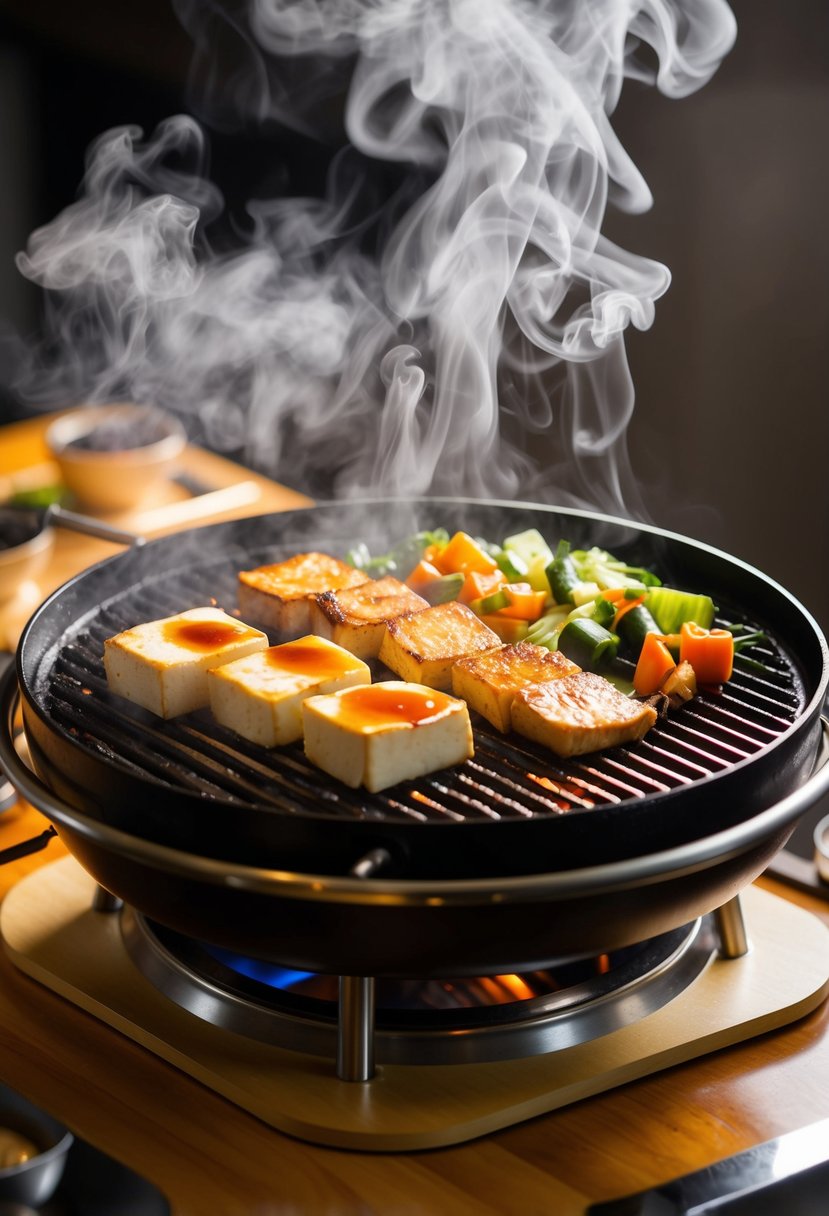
3, 653, 828, 979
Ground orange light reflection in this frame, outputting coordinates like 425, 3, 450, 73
496, 973, 536, 1001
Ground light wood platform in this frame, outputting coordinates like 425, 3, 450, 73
3, 857, 828, 1152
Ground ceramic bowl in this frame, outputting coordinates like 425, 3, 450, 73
0, 1085, 74, 1208
45, 404, 186, 512
0, 521, 53, 604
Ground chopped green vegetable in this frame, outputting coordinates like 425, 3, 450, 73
557, 619, 619, 669
546, 539, 580, 605
645, 586, 716, 634
346, 529, 449, 578
474, 587, 511, 614
422, 572, 465, 605
495, 548, 529, 581
524, 610, 569, 652
614, 603, 662, 657
570, 546, 660, 593
719, 624, 770, 671
731, 630, 767, 652
502, 528, 555, 592
9, 484, 67, 508
589, 596, 618, 628
344, 542, 372, 570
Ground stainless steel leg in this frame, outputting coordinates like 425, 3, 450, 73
92, 884, 123, 913
713, 893, 750, 958
336, 975, 376, 1081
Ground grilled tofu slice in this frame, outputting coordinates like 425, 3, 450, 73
104, 607, 269, 718
309, 576, 430, 660
238, 553, 369, 637
452, 642, 581, 732
207, 635, 371, 747
511, 671, 658, 757
379, 601, 501, 691
302, 681, 473, 792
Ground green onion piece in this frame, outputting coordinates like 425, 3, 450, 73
345, 543, 372, 570
570, 546, 660, 591
557, 619, 619, 669
614, 604, 662, 657
502, 528, 555, 592
591, 597, 617, 628
473, 587, 511, 614
731, 630, 766, 652
527, 631, 559, 652
546, 539, 580, 605
345, 529, 449, 578
422, 572, 464, 605
735, 655, 770, 673
496, 548, 529, 581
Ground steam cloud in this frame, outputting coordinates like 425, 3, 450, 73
14, 0, 736, 513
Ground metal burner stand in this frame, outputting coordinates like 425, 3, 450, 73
332, 895, 750, 1082
116, 851, 751, 1082
5, 856, 829, 1151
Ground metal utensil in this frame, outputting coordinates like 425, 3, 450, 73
0, 502, 144, 605
588, 1116, 829, 1213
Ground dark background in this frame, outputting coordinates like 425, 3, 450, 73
0, 0, 826, 849
1, 0, 826, 631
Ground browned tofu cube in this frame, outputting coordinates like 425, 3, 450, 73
511, 671, 658, 757
238, 552, 369, 637
104, 607, 269, 718
378, 601, 500, 691
309, 576, 430, 659
451, 642, 581, 732
302, 681, 474, 792
207, 635, 371, 746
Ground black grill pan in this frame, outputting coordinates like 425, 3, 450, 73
13, 499, 829, 881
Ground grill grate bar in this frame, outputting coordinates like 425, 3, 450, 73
714, 688, 799, 732
680, 701, 782, 749
457, 765, 542, 819
38, 580, 807, 826
629, 740, 719, 782
590, 752, 686, 794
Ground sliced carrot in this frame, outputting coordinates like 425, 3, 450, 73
405, 559, 443, 595
611, 594, 645, 631
679, 622, 734, 684
478, 614, 530, 643
633, 631, 676, 696
458, 568, 507, 605
495, 583, 548, 621
432, 531, 499, 576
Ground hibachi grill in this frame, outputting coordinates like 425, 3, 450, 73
1, 497, 828, 1144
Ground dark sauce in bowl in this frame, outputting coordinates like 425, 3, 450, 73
65, 412, 172, 453
0, 509, 41, 553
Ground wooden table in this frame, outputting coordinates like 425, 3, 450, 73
0, 410, 311, 649
1, 414, 829, 1214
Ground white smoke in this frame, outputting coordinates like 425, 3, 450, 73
14, 0, 736, 511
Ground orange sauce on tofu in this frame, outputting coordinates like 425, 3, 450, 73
266, 641, 354, 677
162, 619, 255, 652
333, 685, 452, 728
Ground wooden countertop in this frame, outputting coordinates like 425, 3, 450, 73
1, 820, 827, 1216
0, 410, 311, 650
1, 413, 829, 1213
